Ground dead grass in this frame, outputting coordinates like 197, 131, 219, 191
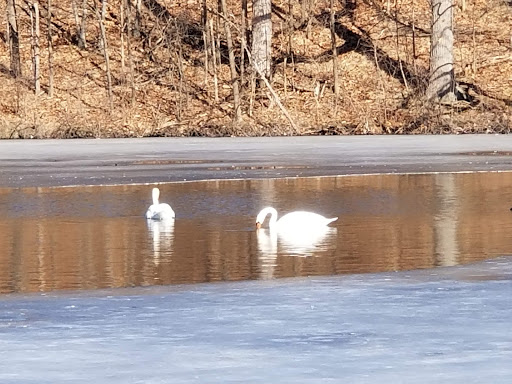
0, 0, 511, 138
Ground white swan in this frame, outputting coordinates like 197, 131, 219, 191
145, 187, 175, 220
255, 207, 337, 230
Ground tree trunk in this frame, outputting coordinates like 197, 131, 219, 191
176, 19, 185, 121
120, 1, 125, 75
240, 0, 248, 93
133, 0, 142, 38
252, 0, 272, 81
96, 0, 113, 110
47, 0, 54, 97
30, 1, 41, 95
72, 0, 80, 30
6, 0, 22, 77
220, 0, 241, 122
123, 0, 136, 104
72, 0, 88, 48
79, 0, 88, 47
426, 0, 456, 103
330, 0, 339, 97
202, 0, 208, 88
209, 19, 219, 103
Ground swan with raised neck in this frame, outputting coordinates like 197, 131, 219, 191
146, 187, 175, 221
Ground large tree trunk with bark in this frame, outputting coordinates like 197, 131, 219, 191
426, 0, 456, 103
6, 0, 22, 77
252, 0, 272, 80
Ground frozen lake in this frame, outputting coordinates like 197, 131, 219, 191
2, 135, 512, 188
0, 257, 511, 383
1, 135, 512, 382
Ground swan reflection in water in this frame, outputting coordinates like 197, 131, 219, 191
146, 218, 175, 265
256, 225, 337, 279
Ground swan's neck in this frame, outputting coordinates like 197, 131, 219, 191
268, 208, 278, 228
258, 207, 278, 228
152, 188, 160, 205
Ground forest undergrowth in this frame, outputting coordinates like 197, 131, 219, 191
0, 0, 511, 138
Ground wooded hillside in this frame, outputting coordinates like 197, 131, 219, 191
0, 0, 511, 138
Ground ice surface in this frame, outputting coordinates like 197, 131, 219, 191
0, 257, 511, 383
2, 135, 512, 188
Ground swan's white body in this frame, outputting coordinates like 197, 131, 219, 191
255, 207, 337, 230
145, 187, 175, 221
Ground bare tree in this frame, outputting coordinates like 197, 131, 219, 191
72, 0, 88, 48
252, 0, 272, 81
6, 0, 22, 77
173, 19, 186, 121
30, 1, 41, 95
330, 0, 339, 98
120, 0, 126, 75
133, 0, 142, 38
79, 0, 88, 47
240, 0, 248, 93
220, 0, 241, 122
96, 0, 114, 110
209, 19, 219, 102
301, 0, 312, 39
72, 0, 79, 31
201, 0, 209, 88
123, 0, 136, 104
47, 0, 54, 97
426, 0, 456, 102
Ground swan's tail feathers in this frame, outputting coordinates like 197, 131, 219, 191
326, 217, 338, 225
152, 187, 160, 205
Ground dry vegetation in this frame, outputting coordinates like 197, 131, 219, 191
0, 0, 511, 138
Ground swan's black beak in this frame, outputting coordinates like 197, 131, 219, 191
255, 222, 261, 229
